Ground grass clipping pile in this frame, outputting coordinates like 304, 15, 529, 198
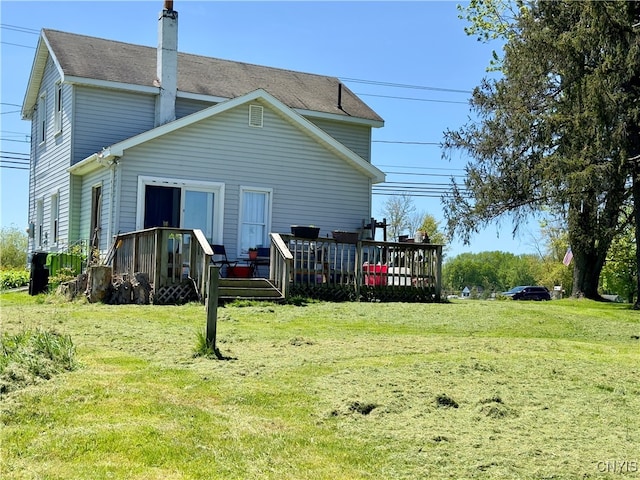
0, 329, 78, 396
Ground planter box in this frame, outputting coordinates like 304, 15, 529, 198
332, 230, 359, 244
226, 266, 253, 278
290, 225, 320, 239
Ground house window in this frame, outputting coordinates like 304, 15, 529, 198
54, 82, 62, 134
239, 187, 271, 255
90, 184, 102, 252
38, 93, 46, 144
137, 176, 225, 243
36, 198, 44, 248
50, 192, 59, 245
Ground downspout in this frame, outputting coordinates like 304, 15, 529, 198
107, 158, 119, 249
95, 155, 119, 252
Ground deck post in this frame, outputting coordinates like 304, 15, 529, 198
206, 265, 220, 348
355, 241, 362, 300
435, 245, 443, 301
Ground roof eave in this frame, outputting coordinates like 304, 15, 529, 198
22, 35, 49, 119
295, 108, 384, 128
64, 76, 158, 94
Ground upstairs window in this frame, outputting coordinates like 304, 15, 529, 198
38, 93, 46, 144
54, 83, 62, 134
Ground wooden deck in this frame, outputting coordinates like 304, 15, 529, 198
109, 228, 443, 303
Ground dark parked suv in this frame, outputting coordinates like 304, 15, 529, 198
512, 286, 551, 301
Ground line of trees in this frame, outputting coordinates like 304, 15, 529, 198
380, 193, 636, 300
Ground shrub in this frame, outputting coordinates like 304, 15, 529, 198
0, 226, 28, 269
0, 269, 30, 290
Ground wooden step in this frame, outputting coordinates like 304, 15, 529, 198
218, 278, 284, 301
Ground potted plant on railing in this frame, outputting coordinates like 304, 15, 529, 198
248, 247, 258, 260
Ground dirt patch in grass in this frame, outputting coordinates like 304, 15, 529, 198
435, 393, 459, 408
348, 401, 377, 415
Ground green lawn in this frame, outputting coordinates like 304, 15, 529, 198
1, 293, 639, 479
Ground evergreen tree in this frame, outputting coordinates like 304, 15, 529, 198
445, 1, 640, 300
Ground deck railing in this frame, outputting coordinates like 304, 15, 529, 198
269, 234, 442, 302
108, 229, 441, 303
111, 227, 213, 302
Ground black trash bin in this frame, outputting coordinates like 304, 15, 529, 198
29, 251, 49, 295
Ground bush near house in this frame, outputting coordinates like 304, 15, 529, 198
0, 269, 30, 290
0, 226, 28, 269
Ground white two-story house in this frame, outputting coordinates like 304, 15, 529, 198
21, 2, 385, 262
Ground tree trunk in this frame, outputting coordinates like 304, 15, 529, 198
86, 266, 112, 303
571, 251, 604, 299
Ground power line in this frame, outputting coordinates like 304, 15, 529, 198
375, 164, 466, 172
373, 140, 441, 145
357, 93, 469, 105
0, 165, 29, 171
0, 23, 39, 34
0, 41, 36, 49
0, 151, 29, 157
0, 156, 30, 163
341, 77, 473, 95
0, 138, 30, 143
0, 158, 29, 167
384, 171, 466, 178
0, 103, 23, 108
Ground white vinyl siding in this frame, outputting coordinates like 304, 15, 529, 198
175, 97, 215, 119
115, 101, 371, 259
78, 171, 110, 253
28, 56, 73, 252
306, 117, 372, 162
72, 86, 155, 164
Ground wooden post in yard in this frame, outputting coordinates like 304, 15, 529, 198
206, 265, 220, 349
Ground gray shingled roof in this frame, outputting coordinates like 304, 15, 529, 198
43, 29, 383, 123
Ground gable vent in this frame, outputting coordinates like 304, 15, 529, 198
249, 105, 263, 128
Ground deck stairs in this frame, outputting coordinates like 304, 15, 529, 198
218, 278, 284, 302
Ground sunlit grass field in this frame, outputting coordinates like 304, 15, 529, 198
1, 292, 639, 479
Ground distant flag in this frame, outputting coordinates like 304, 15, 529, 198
562, 247, 573, 266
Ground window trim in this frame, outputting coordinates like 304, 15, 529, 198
36, 198, 44, 248
238, 185, 272, 257
54, 82, 62, 135
38, 92, 46, 145
50, 190, 60, 246
136, 175, 225, 244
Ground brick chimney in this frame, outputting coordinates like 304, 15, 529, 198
155, 0, 178, 127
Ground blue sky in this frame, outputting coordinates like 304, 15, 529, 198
0, 1, 539, 257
